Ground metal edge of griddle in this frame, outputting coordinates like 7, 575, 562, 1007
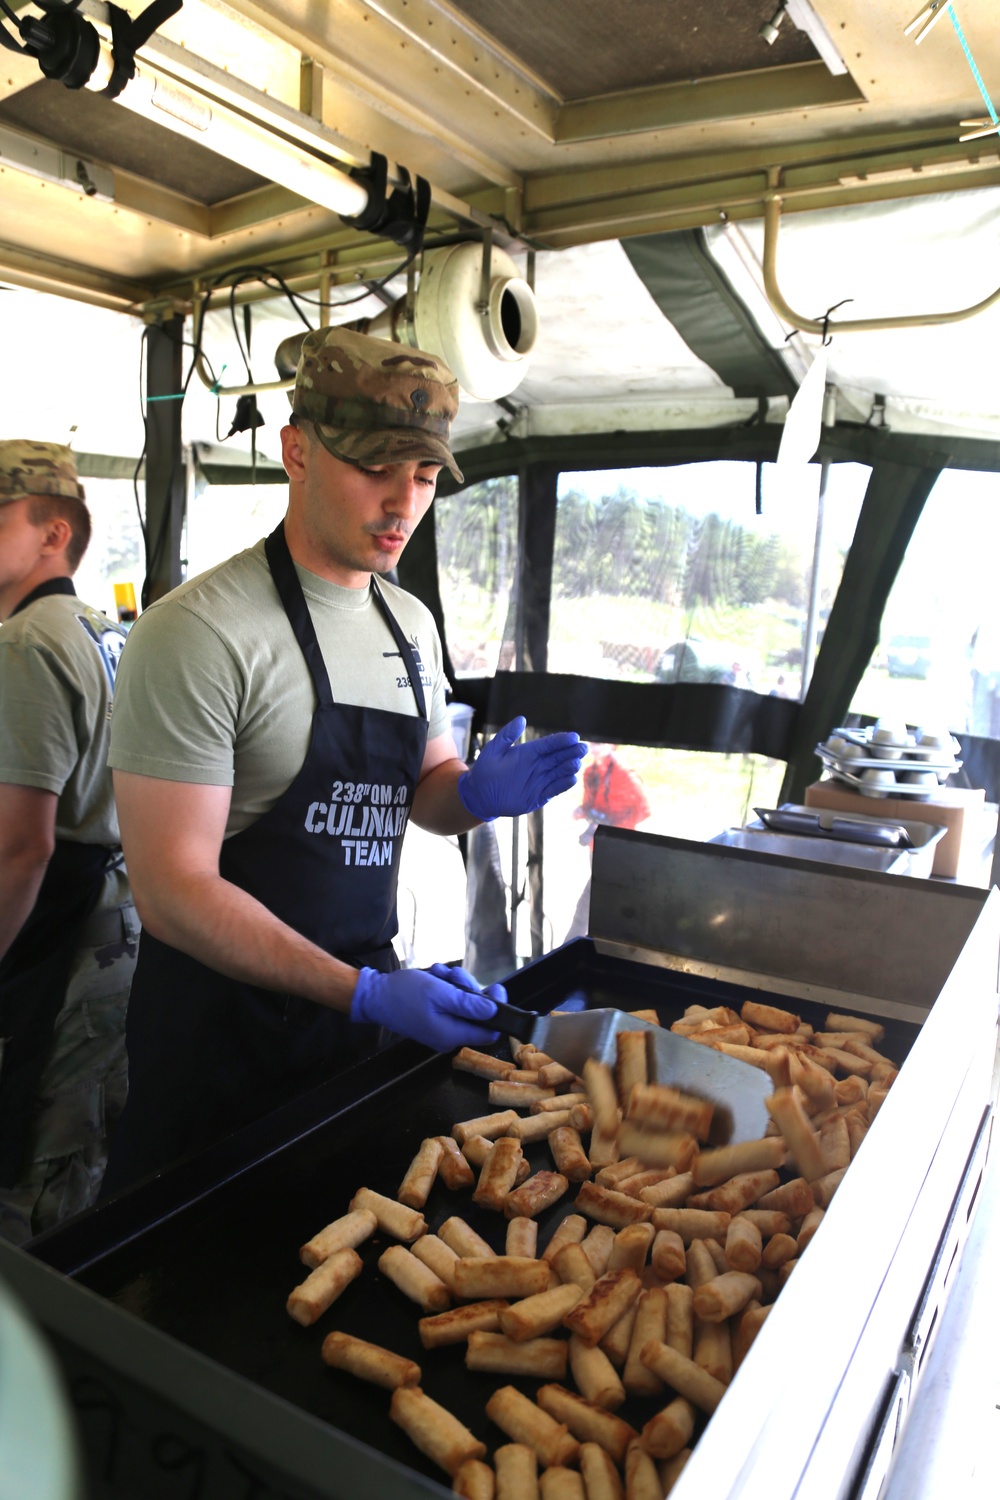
28, 1035, 445, 1275
794, 1065, 992, 1500
29, 952, 611, 1279
661, 885, 1000, 1500
0, 1239, 452, 1500
588, 827, 988, 1018
590, 938, 931, 1026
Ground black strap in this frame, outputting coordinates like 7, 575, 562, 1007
9, 575, 76, 618
370, 578, 427, 722
264, 523, 427, 721
456, 669, 801, 762
264, 522, 334, 708
99, 0, 182, 100
341, 152, 432, 251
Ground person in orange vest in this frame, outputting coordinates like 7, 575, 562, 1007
565, 745, 650, 943
574, 744, 651, 846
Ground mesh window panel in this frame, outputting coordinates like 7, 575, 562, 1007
850, 468, 1000, 742
434, 478, 520, 678
551, 462, 868, 693
530, 459, 871, 955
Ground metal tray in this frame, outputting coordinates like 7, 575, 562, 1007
743, 808, 948, 879
711, 826, 910, 874
830, 728, 961, 761
26, 941, 921, 1496
819, 764, 952, 800
816, 745, 961, 781
753, 807, 914, 847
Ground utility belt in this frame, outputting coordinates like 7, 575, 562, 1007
77, 902, 140, 950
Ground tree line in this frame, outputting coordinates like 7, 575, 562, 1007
435, 478, 810, 612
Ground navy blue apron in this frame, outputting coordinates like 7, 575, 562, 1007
102, 522, 428, 1190
0, 578, 123, 1186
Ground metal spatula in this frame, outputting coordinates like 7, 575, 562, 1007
489, 999, 773, 1146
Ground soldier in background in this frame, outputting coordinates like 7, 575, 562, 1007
565, 744, 651, 941
0, 441, 137, 1243
574, 743, 651, 844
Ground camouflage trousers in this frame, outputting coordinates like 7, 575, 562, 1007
0, 902, 139, 1246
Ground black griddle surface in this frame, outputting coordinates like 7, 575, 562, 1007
28, 942, 919, 1490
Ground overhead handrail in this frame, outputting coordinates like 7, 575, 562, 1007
762, 166, 1000, 334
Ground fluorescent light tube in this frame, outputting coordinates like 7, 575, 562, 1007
85, 44, 369, 219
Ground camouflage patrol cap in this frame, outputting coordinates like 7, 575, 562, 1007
0, 441, 85, 505
291, 325, 463, 483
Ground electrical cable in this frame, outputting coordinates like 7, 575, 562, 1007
133, 260, 313, 603
132, 246, 432, 603
135, 320, 190, 610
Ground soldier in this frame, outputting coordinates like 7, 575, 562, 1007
102, 327, 586, 1191
0, 441, 138, 1243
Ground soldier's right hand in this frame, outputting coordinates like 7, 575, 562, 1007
349, 966, 502, 1051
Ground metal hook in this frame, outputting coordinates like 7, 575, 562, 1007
819, 298, 853, 345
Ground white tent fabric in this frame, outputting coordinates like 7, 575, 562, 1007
0, 286, 147, 458
4, 185, 1000, 461
720, 187, 1000, 440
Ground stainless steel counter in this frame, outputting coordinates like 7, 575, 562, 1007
881, 1090, 1000, 1498
5, 829, 998, 1500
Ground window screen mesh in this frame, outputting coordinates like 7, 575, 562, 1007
434, 477, 519, 678
550, 461, 860, 696
850, 468, 1000, 740
431, 458, 872, 964
73, 478, 146, 623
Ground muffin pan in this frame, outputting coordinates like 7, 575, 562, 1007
816, 726, 961, 798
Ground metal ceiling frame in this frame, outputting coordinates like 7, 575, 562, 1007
0, 0, 997, 332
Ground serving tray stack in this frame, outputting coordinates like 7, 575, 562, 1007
815, 726, 961, 799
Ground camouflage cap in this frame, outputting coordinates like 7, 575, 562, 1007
291, 325, 463, 484
0, 441, 85, 505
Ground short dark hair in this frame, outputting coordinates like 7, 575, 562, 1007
26, 493, 92, 572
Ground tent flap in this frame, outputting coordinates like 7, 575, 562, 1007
781, 454, 950, 803
623, 230, 798, 402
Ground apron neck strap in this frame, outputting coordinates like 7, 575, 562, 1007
264, 525, 427, 721
265, 522, 335, 707
370, 577, 428, 722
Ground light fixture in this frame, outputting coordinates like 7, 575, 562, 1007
759, 4, 787, 47
87, 44, 370, 219
0, 1, 371, 221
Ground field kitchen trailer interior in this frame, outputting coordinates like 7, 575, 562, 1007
1, 3, 999, 1498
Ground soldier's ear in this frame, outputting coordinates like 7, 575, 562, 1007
39, 515, 73, 558
280, 423, 308, 481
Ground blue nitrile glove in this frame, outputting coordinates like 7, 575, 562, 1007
458, 716, 588, 822
350, 966, 501, 1050
426, 963, 508, 1013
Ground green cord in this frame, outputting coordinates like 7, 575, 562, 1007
948, 3, 999, 126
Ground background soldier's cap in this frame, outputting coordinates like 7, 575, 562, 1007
0, 441, 86, 504
291, 325, 464, 484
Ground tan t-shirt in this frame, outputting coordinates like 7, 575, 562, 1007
0, 590, 125, 848
108, 539, 450, 837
